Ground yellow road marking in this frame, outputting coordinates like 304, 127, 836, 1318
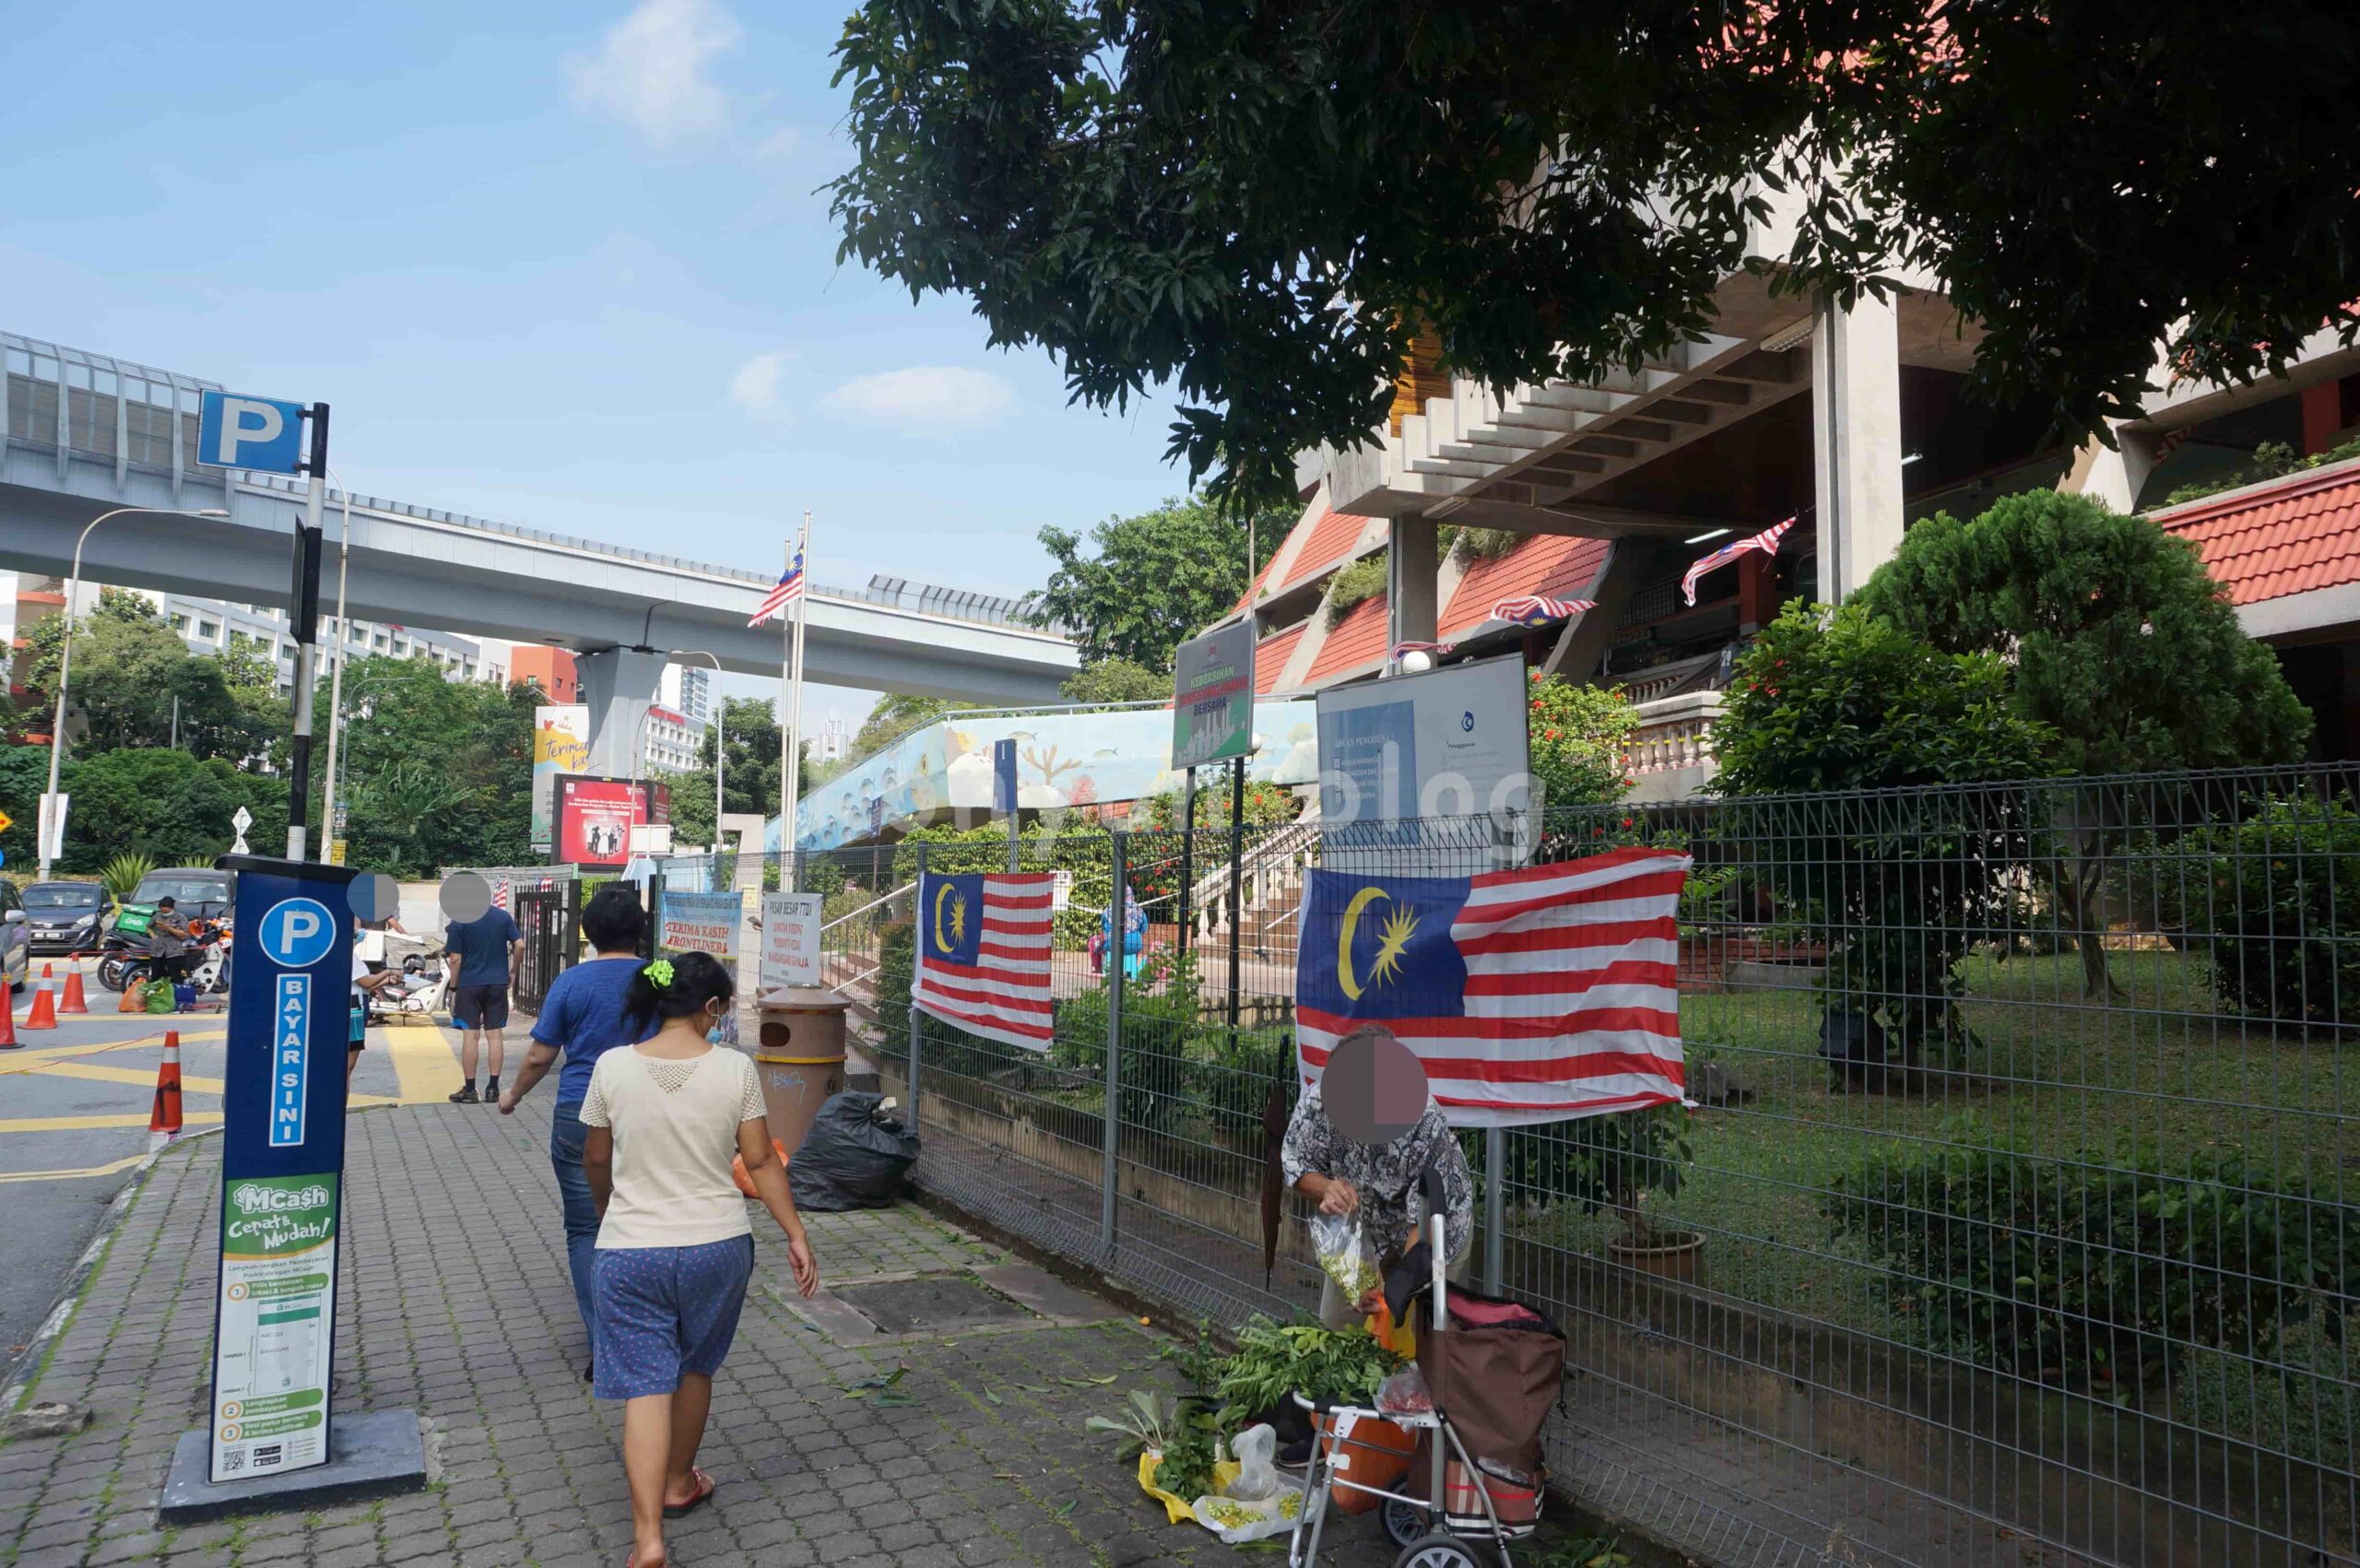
0, 1112, 225, 1134
384, 1022, 463, 1104
0, 1027, 230, 1071
0, 1152, 150, 1185
23, 1062, 229, 1093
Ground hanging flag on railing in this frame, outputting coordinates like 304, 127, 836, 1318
1681, 517, 1793, 607
1294, 848, 1692, 1127
914, 870, 1056, 1053
1491, 595, 1596, 627
1391, 639, 1457, 663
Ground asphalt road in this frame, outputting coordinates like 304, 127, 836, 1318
0, 966, 466, 1372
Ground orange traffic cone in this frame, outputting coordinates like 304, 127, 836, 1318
0, 992, 17, 1049
149, 1031, 183, 1145
21, 984, 57, 1031
39, 962, 54, 985
58, 966, 88, 1014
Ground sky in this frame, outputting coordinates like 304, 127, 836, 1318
0, 0, 1193, 725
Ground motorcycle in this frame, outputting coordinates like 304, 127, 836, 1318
103, 919, 231, 998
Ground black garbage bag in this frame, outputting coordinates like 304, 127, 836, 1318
788, 1092, 920, 1211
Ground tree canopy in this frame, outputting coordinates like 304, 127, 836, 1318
1027, 495, 1281, 667
1858, 491, 2311, 776
18, 591, 287, 765
831, 1, 2360, 508
1060, 657, 1172, 705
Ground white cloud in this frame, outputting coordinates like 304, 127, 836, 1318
568, 0, 741, 145
821, 366, 1016, 428
729, 350, 795, 420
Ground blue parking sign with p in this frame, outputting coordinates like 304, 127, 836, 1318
197, 390, 306, 475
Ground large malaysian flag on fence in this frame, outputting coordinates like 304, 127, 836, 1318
913, 871, 1056, 1053
1294, 848, 1691, 1127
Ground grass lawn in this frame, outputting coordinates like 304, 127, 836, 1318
1535, 949, 2360, 1471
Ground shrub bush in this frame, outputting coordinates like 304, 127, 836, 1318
1712, 602, 2058, 1067
1525, 671, 1638, 810
1823, 1135, 2360, 1382
2187, 795, 2360, 1030
1461, 1104, 1693, 1242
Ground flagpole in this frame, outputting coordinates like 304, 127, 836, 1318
782, 511, 811, 877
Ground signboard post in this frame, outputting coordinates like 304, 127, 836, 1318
992, 737, 1020, 872
759, 891, 823, 991
530, 706, 591, 852
1315, 654, 1533, 871
1171, 622, 1257, 771
200, 389, 330, 863
658, 889, 746, 1042
160, 855, 423, 1522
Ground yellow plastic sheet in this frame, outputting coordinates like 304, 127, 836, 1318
1136, 1452, 1243, 1525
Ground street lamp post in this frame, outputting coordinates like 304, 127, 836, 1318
317, 470, 357, 861
38, 505, 231, 878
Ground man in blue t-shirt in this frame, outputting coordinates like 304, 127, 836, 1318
442, 902, 524, 1104
499, 884, 654, 1373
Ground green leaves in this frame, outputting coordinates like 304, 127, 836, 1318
1026, 496, 1284, 669
830, 1, 2360, 508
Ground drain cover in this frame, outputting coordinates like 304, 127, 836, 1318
833, 1277, 1037, 1335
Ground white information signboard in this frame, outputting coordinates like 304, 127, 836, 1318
1314, 654, 1533, 869
759, 892, 823, 991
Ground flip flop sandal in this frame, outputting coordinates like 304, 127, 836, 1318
663, 1467, 716, 1519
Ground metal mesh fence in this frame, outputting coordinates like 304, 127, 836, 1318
801, 767, 2360, 1568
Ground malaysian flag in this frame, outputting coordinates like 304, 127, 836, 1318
1491, 595, 1595, 627
1681, 518, 1792, 607
748, 551, 807, 626
914, 871, 1056, 1053
1295, 849, 1691, 1126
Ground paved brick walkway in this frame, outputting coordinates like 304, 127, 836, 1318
0, 1097, 1407, 1568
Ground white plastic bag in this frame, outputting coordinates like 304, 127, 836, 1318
1227, 1423, 1280, 1503
1191, 1489, 1303, 1544
1310, 1211, 1382, 1304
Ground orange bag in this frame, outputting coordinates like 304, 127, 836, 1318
730, 1139, 788, 1197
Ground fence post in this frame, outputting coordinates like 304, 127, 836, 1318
907, 843, 926, 1121
1101, 830, 1127, 1254
1483, 1126, 1505, 1293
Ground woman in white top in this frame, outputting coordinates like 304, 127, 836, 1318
580, 951, 819, 1568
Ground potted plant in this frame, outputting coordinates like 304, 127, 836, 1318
1576, 1106, 1702, 1281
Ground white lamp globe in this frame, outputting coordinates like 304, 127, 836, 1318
1398, 650, 1434, 675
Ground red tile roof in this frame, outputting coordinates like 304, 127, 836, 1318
1275, 506, 1375, 595
2155, 458, 2360, 607
1254, 623, 1306, 694
1305, 592, 1390, 683
1440, 534, 1611, 639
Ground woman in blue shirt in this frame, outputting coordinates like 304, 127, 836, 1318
500, 884, 655, 1377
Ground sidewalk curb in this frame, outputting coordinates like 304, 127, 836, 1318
2, 1128, 218, 1412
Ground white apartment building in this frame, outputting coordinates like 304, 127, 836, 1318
2, 571, 507, 703
657, 663, 714, 732
643, 703, 699, 774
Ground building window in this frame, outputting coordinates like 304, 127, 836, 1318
197, 620, 219, 641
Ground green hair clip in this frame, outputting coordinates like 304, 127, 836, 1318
644, 959, 676, 990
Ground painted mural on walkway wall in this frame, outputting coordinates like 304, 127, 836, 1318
778, 700, 1318, 851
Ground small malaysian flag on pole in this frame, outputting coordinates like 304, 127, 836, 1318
1491, 595, 1596, 627
748, 551, 806, 626
914, 871, 1056, 1052
1682, 517, 1793, 607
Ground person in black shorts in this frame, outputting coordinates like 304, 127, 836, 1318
443, 902, 524, 1103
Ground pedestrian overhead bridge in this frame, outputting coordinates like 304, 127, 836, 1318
0, 331, 1077, 713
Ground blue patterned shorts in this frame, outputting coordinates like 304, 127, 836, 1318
591, 1234, 755, 1400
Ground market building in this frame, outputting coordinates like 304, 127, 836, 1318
1210, 212, 2360, 795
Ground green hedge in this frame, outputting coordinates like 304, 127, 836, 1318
1823, 1136, 2360, 1382
2188, 796, 2360, 1030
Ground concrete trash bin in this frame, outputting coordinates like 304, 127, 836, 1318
754, 987, 851, 1158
